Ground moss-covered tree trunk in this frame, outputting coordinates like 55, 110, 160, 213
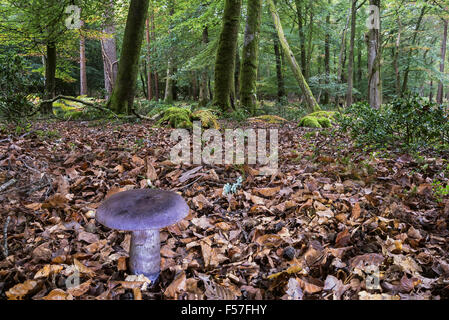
41, 43, 57, 115
268, 0, 320, 113
240, 0, 262, 115
213, 0, 242, 113
107, 0, 149, 114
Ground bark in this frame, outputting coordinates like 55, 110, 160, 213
240, 0, 262, 115
324, 0, 330, 105
100, 0, 118, 100
367, 0, 381, 109
268, 0, 320, 112
394, 14, 402, 96
295, 0, 307, 78
401, 6, 426, 95
145, 18, 153, 100
107, 0, 150, 114
164, 3, 175, 103
338, 7, 351, 83
345, 0, 357, 107
80, 21, 88, 96
164, 59, 174, 103
437, 20, 448, 104
213, 0, 242, 112
274, 37, 285, 102
306, 6, 315, 80
199, 27, 210, 107
41, 43, 57, 115
151, 12, 159, 101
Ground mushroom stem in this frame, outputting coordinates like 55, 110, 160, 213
129, 229, 161, 282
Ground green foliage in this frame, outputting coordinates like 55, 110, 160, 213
432, 180, 449, 203
0, 53, 35, 122
337, 97, 449, 151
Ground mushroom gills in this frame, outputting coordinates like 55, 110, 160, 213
129, 229, 161, 283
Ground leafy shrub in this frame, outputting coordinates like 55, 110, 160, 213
337, 96, 449, 151
0, 54, 35, 122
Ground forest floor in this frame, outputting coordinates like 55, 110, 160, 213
0, 119, 448, 300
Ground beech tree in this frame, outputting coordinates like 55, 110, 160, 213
107, 0, 150, 114
213, 0, 242, 112
240, 0, 262, 114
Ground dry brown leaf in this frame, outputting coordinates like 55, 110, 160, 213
164, 272, 187, 299
67, 280, 92, 297
74, 258, 96, 277
42, 289, 73, 300
6, 280, 39, 300
254, 186, 281, 198
34, 265, 63, 279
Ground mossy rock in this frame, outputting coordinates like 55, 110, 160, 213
191, 109, 220, 129
299, 111, 336, 129
248, 115, 288, 124
157, 107, 193, 129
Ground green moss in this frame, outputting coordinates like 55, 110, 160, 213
157, 107, 193, 129
308, 111, 336, 121
191, 109, 220, 129
298, 111, 336, 128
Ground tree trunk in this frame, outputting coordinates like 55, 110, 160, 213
338, 7, 351, 83
213, 0, 242, 112
367, 0, 381, 109
80, 21, 88, 96
274, 37, 285, 102
101, 0, 118, 100
150, 12, 159, 101
345, 0, 357, 107
437, 19, 448, 104
306, 6, 315, 80
268, 0, 319, 112
164, 59, 174, 103
401, 6, 426, 95
240, 0, 262, 115
393, 15, 402, 96
324, 0, 330, 105
295, 0, 307, 78
145, 18, 153, 101
41, 43, 56, 115
199, 27, 210, 107
107, 0, 150, 114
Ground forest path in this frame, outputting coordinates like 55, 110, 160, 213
0, 120, 448, 300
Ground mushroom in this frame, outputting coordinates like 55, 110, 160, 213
96, 189, 189, 282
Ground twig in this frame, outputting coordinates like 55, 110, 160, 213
3, 216, 10, 258
0, 179, 16, 192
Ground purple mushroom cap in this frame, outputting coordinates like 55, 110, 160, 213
96, 189, 189, 231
